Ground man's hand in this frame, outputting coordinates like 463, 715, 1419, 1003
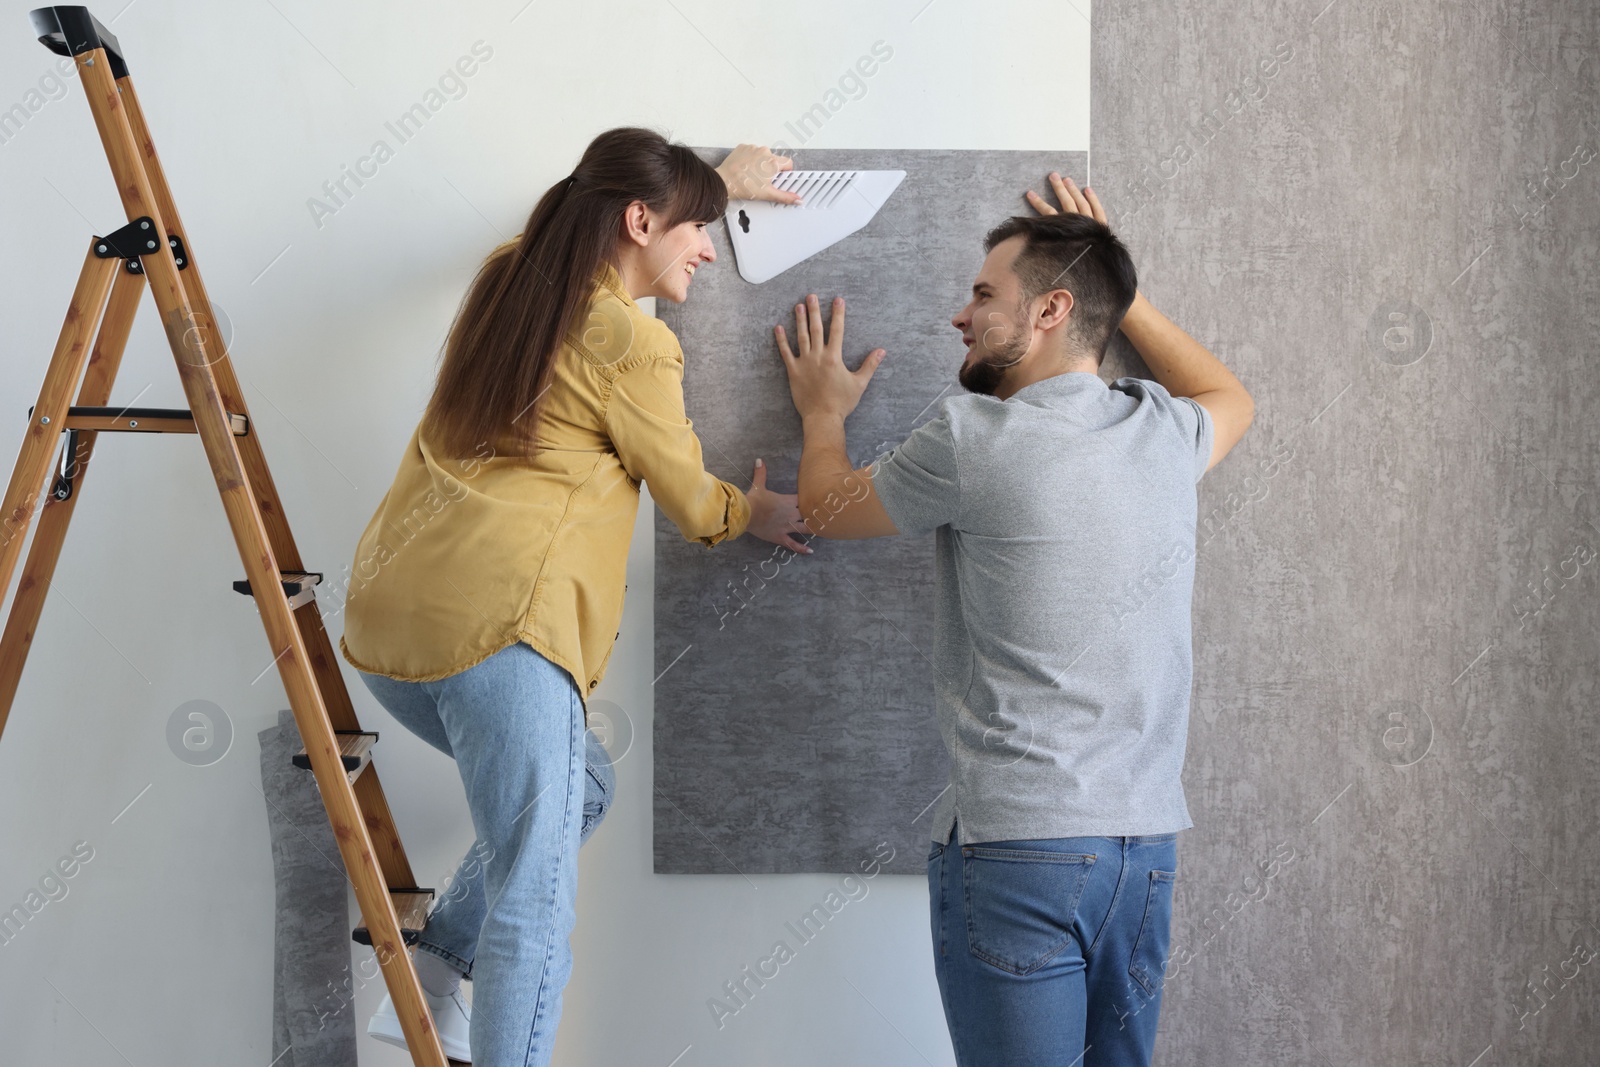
1026, 170, 1147, 308
716, 144, 802, 204
743, 458, 814, 554
1024, 171, 1107, 224
774, 294, 886, 421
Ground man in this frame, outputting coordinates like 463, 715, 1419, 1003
773, 173, 1253, 1066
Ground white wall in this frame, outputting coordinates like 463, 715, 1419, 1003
0, 1, 1088, 1062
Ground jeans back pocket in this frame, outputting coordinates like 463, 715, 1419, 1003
961, 845, 1097, 976
1128, 868, 1177, 998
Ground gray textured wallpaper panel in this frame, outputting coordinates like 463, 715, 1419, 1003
653, 149, 1086, 875
260, 709, 356, 1067
1090, 1, 1600, 1063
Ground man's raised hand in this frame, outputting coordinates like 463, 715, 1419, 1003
774, 293, 886, 421
1025, 171, 1108, 225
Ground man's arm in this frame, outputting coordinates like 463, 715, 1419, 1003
796, 411, 898, 540
1117, 291, 1254, 473
1026, 173, 1254, 472
774, 293, 899, 539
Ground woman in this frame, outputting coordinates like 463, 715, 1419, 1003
338, 127, 812, 1066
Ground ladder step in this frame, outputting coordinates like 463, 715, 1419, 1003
233, 569, 322, 608
292, 730, 378, 783
353, 888, 435, 947
27, 404, 248, 435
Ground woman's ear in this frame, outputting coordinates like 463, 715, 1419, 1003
621, 200, 652, 247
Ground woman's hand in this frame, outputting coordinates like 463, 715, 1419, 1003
775, 294, 886, 421
744, 458, 814, 553
716, 144, 803, 204
1024, 171, 1107, 224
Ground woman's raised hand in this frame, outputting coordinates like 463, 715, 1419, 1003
716, 144, 803, 204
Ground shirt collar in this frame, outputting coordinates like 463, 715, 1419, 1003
594, 260, 635, 307
1006, 370, 1106, 400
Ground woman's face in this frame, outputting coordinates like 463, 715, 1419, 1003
630, 211, 718, 304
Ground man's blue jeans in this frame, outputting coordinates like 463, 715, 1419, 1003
356, 641, 615, 1067
928, 820, 1179, 1067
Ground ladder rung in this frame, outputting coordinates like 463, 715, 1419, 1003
292, 730, 378, 782
233, 570, 322, 608
27, 404, 248, 435
353, 889, 435, 947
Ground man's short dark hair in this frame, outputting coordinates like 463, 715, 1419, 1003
982, 213, 1138, 362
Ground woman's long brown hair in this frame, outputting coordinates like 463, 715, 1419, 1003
420, 126, 728, 459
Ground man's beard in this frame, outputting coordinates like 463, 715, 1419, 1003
959, 316, 1031, 396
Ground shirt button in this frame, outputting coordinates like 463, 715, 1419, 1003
589, 679, 598, 690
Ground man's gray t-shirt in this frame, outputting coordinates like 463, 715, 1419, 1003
869, 371, 1214, 846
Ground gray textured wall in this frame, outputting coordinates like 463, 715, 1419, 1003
653, 149, 1085, 875
1091, 0, 1600, 1062
649, 1, 1600, 1054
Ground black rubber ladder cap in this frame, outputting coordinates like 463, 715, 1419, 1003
233, 570, 323, 609
352, 889, 435, 947
291, 730, 379, 784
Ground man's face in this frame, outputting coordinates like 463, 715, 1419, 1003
951, 236, 1036, 396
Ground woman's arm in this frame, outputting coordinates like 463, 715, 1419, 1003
604, 353, 749, 546
605, 351, 811, 552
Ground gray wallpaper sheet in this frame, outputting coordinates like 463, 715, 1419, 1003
653, 149, 1086, 875
1088, 0, 1600, 1062
260, 708, 357, 1067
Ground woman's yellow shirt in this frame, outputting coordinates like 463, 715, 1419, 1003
338, 259, 750, 718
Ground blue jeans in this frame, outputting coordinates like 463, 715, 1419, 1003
356, 641, 615, 1067
928, 820, 1179, 1067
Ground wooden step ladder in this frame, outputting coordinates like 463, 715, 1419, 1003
0, 8, 459, 1065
